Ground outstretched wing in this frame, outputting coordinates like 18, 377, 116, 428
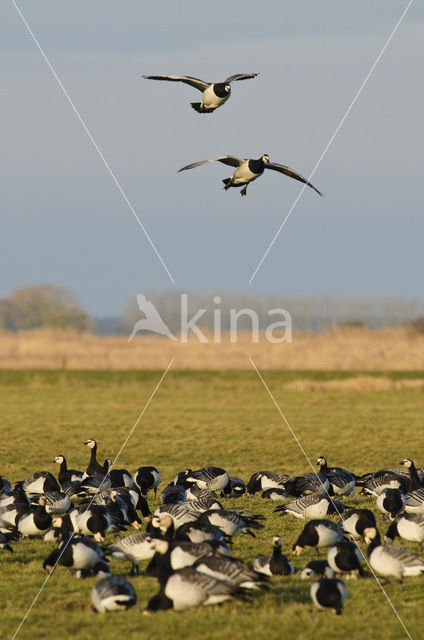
224, 73, 259, 83
143, 75, 209, 92
136, 293, 157, 316
178, 156, 243, 172
264, 162, 323, 196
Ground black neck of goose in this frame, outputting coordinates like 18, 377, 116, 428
272, 544, 282, 560
138, 496, 152, 519
43, 547, 61, 570
367, 531, 381, 556
385, 521, 398, 542
147, 550, 172, 581
213, 83, 229, 98
60, 458, 68, 472
407, 462, 421, 491
319, 459, 328, 474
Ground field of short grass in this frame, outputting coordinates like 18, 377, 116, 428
1, 369, 424, 640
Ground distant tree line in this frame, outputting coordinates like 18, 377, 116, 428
0, 285, 90, 332
1, 284, 424, 335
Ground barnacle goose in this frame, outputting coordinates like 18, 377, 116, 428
175, 520, 229, 546
53, 455, 84, 485
17, 495, 52, 537
327, 540, 363, 578
376, 488, 406, 519
262, 487, 294, 500
253, 536, 294, 576
43, 534, 107, 574
310, 577, 347, 615
182, 496, 223, 513
399, 458, 424, 491
92, 575, 136, 613
76, 560, 111, 579
42, 491, 72, 515
107, 467, 133, 489
274, 494, 345, 520
179, 155, 323, 197
143, 73, 258, 113
301, 560, 335, 579
364, 526, 424, 580
357, 468, 409, 496
53, 503, 120, 542
133, 466, 161, 497
185, 467, 230, 492
154, 503, 199, 529
0, 482, 29, 508
84, 439, 108, 476
292, 520, 343, 555
221, 477, 246, 498
200, 509, 265, 537
404, 488, 424, 513
146, 537, 228, 577
193, 555, 269, 589
0, 476, 12, 496
107, 532, 155, 575
339, 508, 377, 540
145, 566, 246, 612
22, 471, 60, 495
247, 471, 290, 495
384, 514, 424, 548
317, 457, 355, 497
161, 483, 187, 504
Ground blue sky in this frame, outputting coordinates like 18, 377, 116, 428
1, 1, 423, 315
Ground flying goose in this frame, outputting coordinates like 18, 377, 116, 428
91, 575, 136, 613
253, 535, 294, 576
364, 526, 424, 580
178, 154, 323, 197
310, 577, 347, 615
143, 73, 258, 113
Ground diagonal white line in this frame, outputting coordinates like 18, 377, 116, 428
10, 0, 175, 284
249, 0, 414, 284
249, 357, 413, 640
11, 357, 175, 640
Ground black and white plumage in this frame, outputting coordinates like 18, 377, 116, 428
0, 532, 14, 552
221, 477, 246, 498
107, 532, 155, 575
147, 537, 228, 577
327, 540, 363, 578
42, 491, 72, 515
376, 488, 406, 520
340, 508, 377, 540
317, 457, 356, 497
133, 466, 161, 497
161, 483, 187, 505
301, 560, 335, 580
399, 458, 424, 492
53, 455, 84, 485
84, 439, 108, 477
22, 471, 60, 495
200, 509, 264, 537
364, 526, 424, 580
145, 566, 246, 612
385, 514, 424, 548
405, 488, 424, 514
175, 520, 229, 545
184, 467, 230, 492
43, 534, 107, 574
253, 536, 294, 576
53, 504, 118, 542
310, 577, 347, 615
178, 154, 323, 197
357, 469, 409, 496
17, 495, 52, 537
154, 503, 199, 529
92, 575, 136, 613
143, 73, 258, 113
107, 467, 133, 489
292, 520, 343, 555
261, 487, 294, 500
193, 555, 268, 589
274, 494, 345, 520
247, 471, 290, 496
0, 476, 12, 496
182, 496, 223, 513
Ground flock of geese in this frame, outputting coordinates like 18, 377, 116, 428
143, 72, 323, 198
1, 442, 424, 617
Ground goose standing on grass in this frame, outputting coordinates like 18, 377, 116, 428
53, 455, 84, 485
200, 509, 265, 537
253, 535, 294, 576
144, 566, 246, 612
376, 488, 406, 520
384, 514, 424, 549
179, 154, 323, 197
143, 73, 258, 113
316, 457, 356, 497
274, 494, 345, 520
107, 532, 156, 575
364, 526, 424, 581
292, 520, 343, 556
91, 575, 136, 613
327, 540, 363, 578
193, 555, 269, 589
43, 534, 107, 574
339, 508, 377, 540
84, 439, 108, 477
134, 466, 161, 497
310, 577, 347, 615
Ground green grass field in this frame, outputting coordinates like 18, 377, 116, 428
1, 370, 424, 640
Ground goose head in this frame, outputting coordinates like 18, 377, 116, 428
54, 455, 65, 465
84, 439, 97, 449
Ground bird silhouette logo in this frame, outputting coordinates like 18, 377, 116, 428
128, 293, 177, 342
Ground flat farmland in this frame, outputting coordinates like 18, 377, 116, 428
1, 369, 424, 640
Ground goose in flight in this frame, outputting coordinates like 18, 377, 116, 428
143, 73, 258, 113
128, 293, 177, 342
178, 154, 323, 197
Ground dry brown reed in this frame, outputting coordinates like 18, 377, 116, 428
0, 326, 424, 370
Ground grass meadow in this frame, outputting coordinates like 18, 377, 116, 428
1, 369, 424, 640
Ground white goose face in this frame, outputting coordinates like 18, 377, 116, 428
54, 456, 64, 464
363, 527, 377, 544
272, 535, 281, 546
225, 84, 230, 93
84, 439, 96, 449
149, 538, 169, 555
293, 544, 303, 556
399, 459, 412, 468
53, 516, 63, 528
317, 457, 326, 466
262, 154, 270, 163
